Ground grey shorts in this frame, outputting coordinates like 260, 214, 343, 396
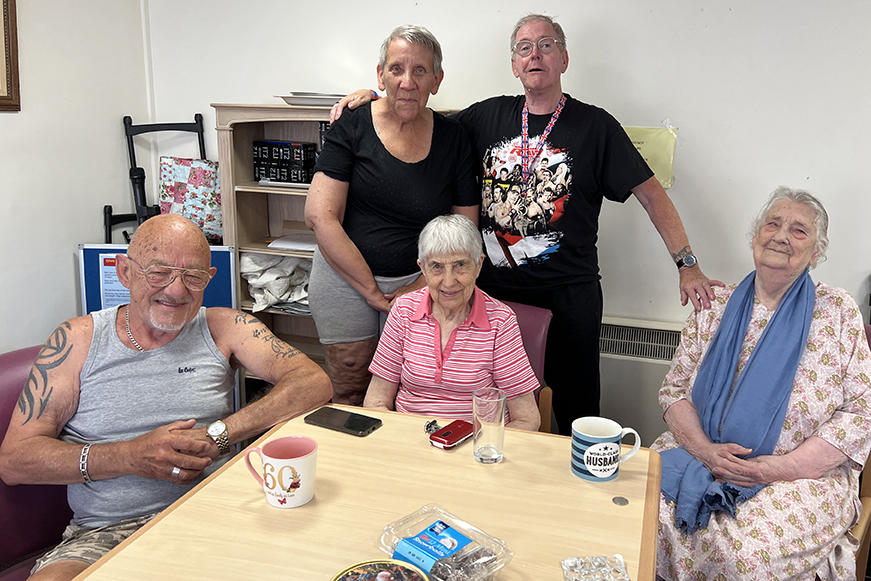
31, 513, 158, 574
308, 248, 420, 344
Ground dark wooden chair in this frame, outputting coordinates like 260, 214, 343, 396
103, 114, 206, 243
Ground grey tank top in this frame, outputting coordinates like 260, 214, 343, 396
62, 306, 235, 527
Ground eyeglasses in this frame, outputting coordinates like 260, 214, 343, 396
127, 256, 213, 291
512, 36, 564, 58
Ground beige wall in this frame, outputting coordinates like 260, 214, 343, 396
2, 0, 870, 353
147, 0, 871, 326
0, 0, 150, 351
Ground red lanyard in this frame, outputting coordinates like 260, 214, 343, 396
521, 94, 566, 185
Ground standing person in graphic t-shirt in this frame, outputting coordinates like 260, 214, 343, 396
332, 14, 721, 435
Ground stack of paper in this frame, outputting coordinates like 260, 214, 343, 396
267, 232, 317, 252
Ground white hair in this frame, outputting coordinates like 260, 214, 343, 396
749, 186, 829, 267
418, 215, 483, 266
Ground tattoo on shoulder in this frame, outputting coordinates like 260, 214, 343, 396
234, 312, 301, 360
18, 323, 73, 424
672, 246, 691, 261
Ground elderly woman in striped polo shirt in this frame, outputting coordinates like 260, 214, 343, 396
364, 215, 541, 430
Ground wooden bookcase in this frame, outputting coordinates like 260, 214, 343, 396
213, 103, 330, 401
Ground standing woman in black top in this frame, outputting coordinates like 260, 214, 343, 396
305, 24, 479, 405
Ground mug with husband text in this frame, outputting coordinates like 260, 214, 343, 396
245, 435, 318, 508
571, 417, 640, 482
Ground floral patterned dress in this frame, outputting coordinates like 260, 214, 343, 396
652, 282, 871, 581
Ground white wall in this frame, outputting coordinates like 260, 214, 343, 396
0, 0, 150, 352
146, 0, 871, 327
3, 0, 870, 353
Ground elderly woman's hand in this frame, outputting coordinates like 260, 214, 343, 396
695, 441, 755, 482
739, 436, 848, 486
700, 435, 849, 487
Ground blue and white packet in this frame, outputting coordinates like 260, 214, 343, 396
393, 520, 473, 573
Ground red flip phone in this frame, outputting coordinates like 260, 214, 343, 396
429, 420, 474, 450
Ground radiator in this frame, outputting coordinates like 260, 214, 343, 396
598, 316, 682, 447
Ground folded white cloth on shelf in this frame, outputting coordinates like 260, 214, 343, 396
240, 253, 311, 312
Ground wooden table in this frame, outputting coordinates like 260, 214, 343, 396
77, 406, 661, 580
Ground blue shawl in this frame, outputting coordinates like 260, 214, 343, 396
660, 269, 816, 533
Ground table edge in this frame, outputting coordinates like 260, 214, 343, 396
639, 449, 662, 580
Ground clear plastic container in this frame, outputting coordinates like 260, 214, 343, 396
377, 504, 514, 581
561, 555, 630, 581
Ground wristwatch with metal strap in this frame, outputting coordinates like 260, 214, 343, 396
207, 419, 231, 455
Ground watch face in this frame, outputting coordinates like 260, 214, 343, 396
684, 255, 698, 267
208, 421, 225, 437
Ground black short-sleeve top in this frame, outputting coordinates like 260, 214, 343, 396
315, 103, 479, 277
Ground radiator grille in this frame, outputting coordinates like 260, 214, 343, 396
599, 323, 680, 361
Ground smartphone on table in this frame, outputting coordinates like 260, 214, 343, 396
304, 406, 382, 437
429, 420, 474, 450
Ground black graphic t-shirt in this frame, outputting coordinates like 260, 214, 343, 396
452, 95, 653, 291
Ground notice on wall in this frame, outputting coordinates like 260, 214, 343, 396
99, 254, 130, 310
624, 126, 677, 189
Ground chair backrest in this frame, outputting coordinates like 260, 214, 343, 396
0, 346, 73, 567
502, 301, 552, 390
105, 114, 208, 243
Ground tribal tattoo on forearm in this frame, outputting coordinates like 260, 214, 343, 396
672, 246, 692, 261
234, 313, 301, 360
18, 323, 72, 424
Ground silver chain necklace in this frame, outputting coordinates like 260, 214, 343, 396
125, 306, 145, 352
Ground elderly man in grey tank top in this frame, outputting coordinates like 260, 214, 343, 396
0, 215, 332, 581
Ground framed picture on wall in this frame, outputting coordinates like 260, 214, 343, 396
1, 0, 20, 112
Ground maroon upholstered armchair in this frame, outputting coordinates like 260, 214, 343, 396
0, 345, 73, 580
502, 301, 554, 433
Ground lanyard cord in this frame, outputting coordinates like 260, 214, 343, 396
520, 94, 566, 185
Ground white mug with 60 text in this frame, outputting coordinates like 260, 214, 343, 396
244, 435, 318, 508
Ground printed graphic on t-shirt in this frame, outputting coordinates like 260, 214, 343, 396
480, 135, 572, 269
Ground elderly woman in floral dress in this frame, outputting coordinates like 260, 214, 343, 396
652, 187, 871, 580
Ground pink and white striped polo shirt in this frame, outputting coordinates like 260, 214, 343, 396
369, 286, 538, 421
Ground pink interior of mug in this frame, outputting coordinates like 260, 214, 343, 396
261, 436, 317, 460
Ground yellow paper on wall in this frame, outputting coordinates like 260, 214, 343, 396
623, 126, 677, 189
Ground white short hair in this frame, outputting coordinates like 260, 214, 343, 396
418, 215, 483, 266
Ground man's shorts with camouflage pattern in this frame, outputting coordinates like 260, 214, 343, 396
31, 513, 157, 575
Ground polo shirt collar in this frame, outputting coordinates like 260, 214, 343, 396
411, 286, 491, 330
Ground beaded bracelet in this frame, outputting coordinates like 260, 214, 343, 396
79, 443, 93, 483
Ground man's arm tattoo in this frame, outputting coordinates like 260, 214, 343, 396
672, 246, 692, 261
235, 312, 300, 360
17, 323, 72, 424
